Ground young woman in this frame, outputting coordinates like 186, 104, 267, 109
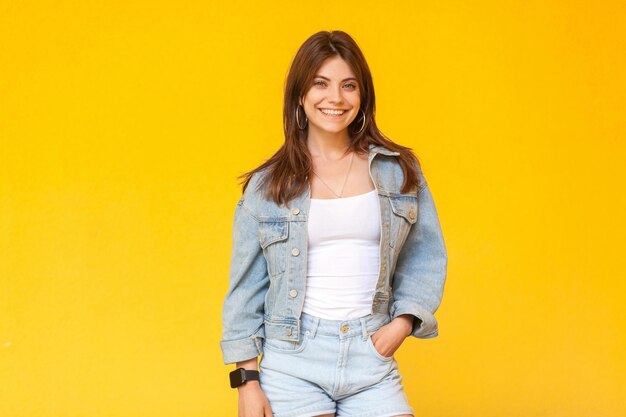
221, 30, 448, 417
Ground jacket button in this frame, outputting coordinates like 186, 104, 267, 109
289, 289, 298, 297
291, 247, 300, 256
292, 207, 300, 215
341, 325, 350, 333
409, 208, 416, 220
286, 328, 292, 336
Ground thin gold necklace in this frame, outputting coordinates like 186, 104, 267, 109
311, 151, 355, 198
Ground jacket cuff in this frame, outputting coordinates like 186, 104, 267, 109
390, 300, 439, 339
220, 335, 263, 365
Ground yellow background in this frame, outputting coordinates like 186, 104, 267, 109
1, 1, 625, 416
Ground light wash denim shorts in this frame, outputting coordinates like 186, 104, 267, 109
259, 311, 415, 417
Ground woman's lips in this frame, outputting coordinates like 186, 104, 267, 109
318, 108, 349, 119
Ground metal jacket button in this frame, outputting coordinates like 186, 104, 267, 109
292, 207, 300, 215
291, 247, 300, 256
289, 289, 298, 297
409, 207, 416, 220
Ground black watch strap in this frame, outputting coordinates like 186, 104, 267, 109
229, 368, 260, 388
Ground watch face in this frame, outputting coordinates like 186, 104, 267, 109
229, 368, 245, 388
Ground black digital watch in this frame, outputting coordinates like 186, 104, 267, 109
229, 368, 260, 388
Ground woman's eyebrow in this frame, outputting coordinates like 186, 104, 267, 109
314, 75, 358, 82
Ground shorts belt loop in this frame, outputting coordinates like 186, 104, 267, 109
308, 315, 320, 338
360, 317, 369, 341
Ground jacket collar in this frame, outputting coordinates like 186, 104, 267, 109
368, 143, 400, 158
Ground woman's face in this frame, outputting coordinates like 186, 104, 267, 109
299, 56, 361, 137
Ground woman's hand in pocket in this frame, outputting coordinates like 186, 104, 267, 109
370, 314, 414, 358
235, 358, 272, 417
238, 380, 273, 417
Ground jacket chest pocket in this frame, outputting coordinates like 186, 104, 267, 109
258, 221, 289, 277
389, 195, 418, 249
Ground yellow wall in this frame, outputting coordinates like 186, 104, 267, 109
1, 1, 625, 416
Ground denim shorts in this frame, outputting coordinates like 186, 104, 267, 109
259, 311, 415, 417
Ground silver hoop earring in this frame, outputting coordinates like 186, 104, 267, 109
354, 109, 367, 134
296, 105, 308, 130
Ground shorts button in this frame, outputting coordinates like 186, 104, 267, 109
289, 289, 298, 297
341, 325, 349, 333
291, 247, 300, 256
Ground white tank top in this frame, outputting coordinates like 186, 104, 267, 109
303, 189, 381, 320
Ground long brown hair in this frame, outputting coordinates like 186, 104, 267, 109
238, 30, 422, 206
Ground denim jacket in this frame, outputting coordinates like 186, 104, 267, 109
220, 144, 448, 364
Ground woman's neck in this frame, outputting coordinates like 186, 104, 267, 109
306, 130, 352, 160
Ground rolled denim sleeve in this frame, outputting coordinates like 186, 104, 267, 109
390, 177, 448, 339
220, 196, 268, 364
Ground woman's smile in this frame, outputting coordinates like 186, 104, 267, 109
318, 107, 350, 119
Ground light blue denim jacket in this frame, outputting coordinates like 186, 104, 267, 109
220, 144, 448, 364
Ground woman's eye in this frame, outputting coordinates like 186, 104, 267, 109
313, 80, 357, 89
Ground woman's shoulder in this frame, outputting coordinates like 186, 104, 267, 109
239, 167, 272, 210
377, 151, 427, 195
246, 167, 270, 195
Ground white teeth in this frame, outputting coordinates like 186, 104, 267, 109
320, 109, 345, 115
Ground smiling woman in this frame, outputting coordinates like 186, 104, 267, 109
221, 30, 448, 417
301, 58, 362, 138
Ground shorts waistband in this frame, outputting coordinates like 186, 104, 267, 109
300, 311, 391, 340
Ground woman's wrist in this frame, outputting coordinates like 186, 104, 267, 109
233, 357, 261, 391
392, 314, 415, 337
237, 379, 261, 392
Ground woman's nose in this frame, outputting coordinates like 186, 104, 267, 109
327, 85, 343, 103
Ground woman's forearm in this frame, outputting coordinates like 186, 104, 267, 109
236, 356, 259, 371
